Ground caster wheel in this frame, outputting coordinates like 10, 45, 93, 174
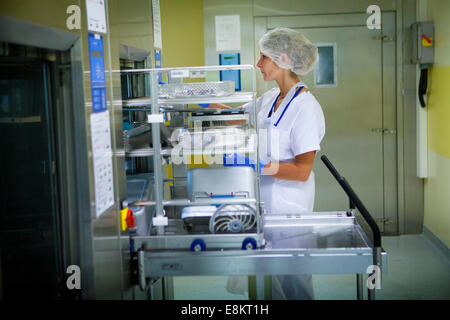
190, 239, 206, 252
241, 237, 257, 250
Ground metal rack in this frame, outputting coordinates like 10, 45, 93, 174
120, 65, 262, 250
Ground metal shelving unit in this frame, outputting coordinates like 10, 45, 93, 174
120, 65, 262, 250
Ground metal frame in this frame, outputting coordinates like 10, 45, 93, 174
121, 64, 261, 249
314, 42, 338, 88
136, 212, 387, 300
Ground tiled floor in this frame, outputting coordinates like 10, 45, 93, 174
173, 234, 450, 300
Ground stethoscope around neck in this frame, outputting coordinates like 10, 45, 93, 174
264, 85, 304, 158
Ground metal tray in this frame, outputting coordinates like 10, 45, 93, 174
187, 167, 256, 202
159, 81, 235, 99
263, 212, 371, 249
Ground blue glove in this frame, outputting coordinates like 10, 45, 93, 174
223, 153, 268, 175
198, 103, 210, 108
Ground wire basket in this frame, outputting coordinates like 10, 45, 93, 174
159, 81, 235, 99
169, 127, 247, 150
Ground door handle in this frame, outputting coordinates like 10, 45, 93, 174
371, 128, 397, 135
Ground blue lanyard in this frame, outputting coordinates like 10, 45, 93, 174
267, 86, 304, 127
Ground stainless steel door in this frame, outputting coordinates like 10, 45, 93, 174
255, 13, 397, 233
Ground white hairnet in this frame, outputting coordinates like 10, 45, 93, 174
259, 27, 318, 75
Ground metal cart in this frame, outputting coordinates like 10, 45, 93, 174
119, 65, 386, 300
131, 155, 386, 300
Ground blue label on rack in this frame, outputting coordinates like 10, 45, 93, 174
88, 33, 107, 113
155, 49, 164, 84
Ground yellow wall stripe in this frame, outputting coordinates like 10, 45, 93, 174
427, 65, 450, 159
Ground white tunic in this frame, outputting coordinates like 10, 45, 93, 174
245, 81, 325, 215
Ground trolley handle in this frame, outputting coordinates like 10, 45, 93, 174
321, 155, 382, 248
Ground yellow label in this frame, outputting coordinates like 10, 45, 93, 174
422, 38, 433, 47
168, 163, 174, 187
120, 208, 128, 231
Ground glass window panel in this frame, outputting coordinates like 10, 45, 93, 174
315, 44, 336, 87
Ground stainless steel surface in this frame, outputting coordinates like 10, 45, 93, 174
68, 38, 96, 299
187, 167, 256, 202
263, 214, 370, 249
126, 174, 154, 236
150, 70, 165, 235
122, 92, 254, 106
122, 96, 152, 107
357, 274, 364, 300
126, 147, 172, 157
119, 44, 150, 62
131, 198, 257, 208
159, 81, 235, 99
189, 113, 249, 123
0, 15, 79, 51
140, 246, 387, 277
170, 126, 248, 151
137, 213, 387, 277
123, 124, 151, 152
120, 64, 255, 73
138, 249, 146, 291
126, 146, 255, 157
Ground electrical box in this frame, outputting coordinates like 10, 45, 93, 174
411, 21, 434, 65
219, 53, 241, 91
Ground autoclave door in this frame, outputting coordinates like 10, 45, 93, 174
0, 58, 62, 298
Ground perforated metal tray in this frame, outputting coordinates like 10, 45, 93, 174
159, 81, 235, 99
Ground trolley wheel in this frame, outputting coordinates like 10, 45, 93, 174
190, 239, 206, 252
241, 237, 257, 250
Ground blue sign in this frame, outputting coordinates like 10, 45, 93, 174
155, 49, 164, 84
155, 49, 162, 68
219, 53, 241, 91
88, 33, 107, 113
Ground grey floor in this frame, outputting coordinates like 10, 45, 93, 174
173, 234, 450, 300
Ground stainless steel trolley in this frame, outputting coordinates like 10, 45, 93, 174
119, 65, 386, 300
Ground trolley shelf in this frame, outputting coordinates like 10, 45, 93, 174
122, 92, 254, 108
125, 146, 256, 158
129, 197, 257, 208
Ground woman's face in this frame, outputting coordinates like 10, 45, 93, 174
256, 52, 283, 81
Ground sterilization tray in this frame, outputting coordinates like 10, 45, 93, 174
187, 167, 256, 202
159, 81, 235, 99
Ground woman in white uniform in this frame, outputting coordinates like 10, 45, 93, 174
212, 27, 325, 299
